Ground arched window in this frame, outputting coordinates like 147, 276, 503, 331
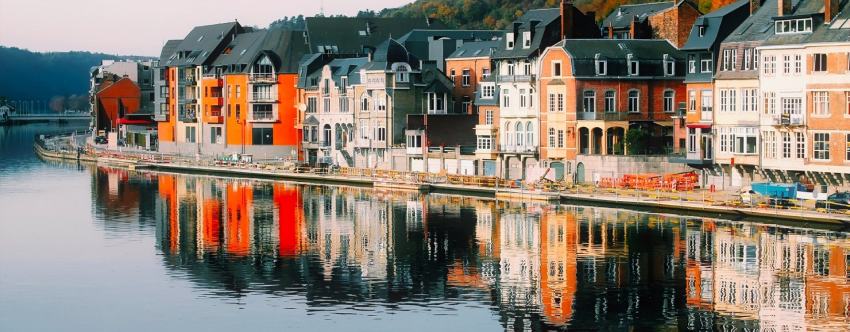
583, 90, 596, 113
516, 122, 524, 147
526, 121, 534, 147
323, 124, 332, 147
392, 63, 410, 83
505, 121, 512, 146
360, 93, 369, 112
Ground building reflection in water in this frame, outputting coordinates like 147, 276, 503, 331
93, 168, 850, 330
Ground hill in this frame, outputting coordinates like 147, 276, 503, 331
0, 46, 151, 110
362, 0, 735, 30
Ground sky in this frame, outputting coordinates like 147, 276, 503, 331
0, 0, 413, 56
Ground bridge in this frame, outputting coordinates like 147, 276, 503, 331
4, 113, 91, 124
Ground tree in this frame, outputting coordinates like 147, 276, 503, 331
625, 128, 650, 155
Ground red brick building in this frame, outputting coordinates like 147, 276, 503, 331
601, 1, 702, 48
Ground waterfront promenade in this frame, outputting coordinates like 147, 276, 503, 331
34, 134, 850, 226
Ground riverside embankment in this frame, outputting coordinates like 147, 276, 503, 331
34, 134, 850, 227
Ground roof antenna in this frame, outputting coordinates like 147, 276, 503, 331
320, 0, 324, 16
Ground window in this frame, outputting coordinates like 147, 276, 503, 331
743, 48, 752, 70
812, 91, 830, 116
763, 131, 775, 159
506, 33, 514, 49
688, 55, 696, 74
502, 89, 510, 107
210, 127, 222, 144
663, 90, 675, 113
720, 89, 737, 112
664, 54, 675, 76
525, 122, 533, 148
339, 95, 349, 113
794, 54, 802, 74
784, 55, 792, 75
595, 56, 607, 75
548, 93, 555, 112
775, 18, 813, 34
485, 110, 493, 125
763, 55, 776, 75
813, 53, 827, 72
742, 89, 758, 112
482, 84, 495, 98
185, 126, 196, 143
505, 121, 512, 146
688, 128, 697, 153
450, 69, 456, 83
814, 133, 830, 160
782, 97, 802, 115
477, 136, 492, 150
519, 89, 527, 108
782, 132, 791, 159
557, 130, 564, 148
688, 90, 697, 113
307, 97, 317, 113
235, 85, 241, 98
583, 90, 596, 113
506, 62, 515, 76
522, 31, 531, 48
700, 90, 714, 116
462, 69, 470, 87
627, 54, 638, 76
515, 122, 523, 146
360, 120, 369, 140
628, 90, 640, 113
733, 127, 758, 155
425, 92, 445, 114
360, 94, 369, 112
376, 95, 387, 111
754, 49, 760, 70
764, 92, 776, 115
553, 62, 562, 77
523, 62, 531, 76
722, 49, 733, 71
482, 68, 491, 79
548, 128, 556, 147
407, 134, 422, 148
323, 98, 331, 113
605, 91, 616, 113
462, 96, 472, 113
376, 127, 386, 142
700, 58, 713, 73
846, 92, 850, 115
396, 65, 409, 83
796, 132, 806, 159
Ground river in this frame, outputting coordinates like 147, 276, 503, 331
1, 123, 849, 331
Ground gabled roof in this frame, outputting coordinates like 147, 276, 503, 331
492, 8, 560, 59
212, 30, 267, 69
448, 40, 500, 59
263, 29, 310, 73
327, 57, 369, 86
296, 53, 365, 88
163, 22, 241, 67
682, 0, 750, 51
304, 17, 446, 55
559, 39, 684, 78
602, 1, 676, 29
211, 28, 309, 74
723, 0, 779, 44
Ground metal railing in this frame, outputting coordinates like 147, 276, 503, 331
249, 73, 276, 83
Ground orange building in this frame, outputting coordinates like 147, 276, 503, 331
539, 211, 578, 325
274, 183, 303, 257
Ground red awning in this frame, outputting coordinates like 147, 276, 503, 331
686, 123, 711, 129
117, 119, 154, 125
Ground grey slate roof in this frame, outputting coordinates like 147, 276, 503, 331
448, 40, 500, 59
762, 0, 850, 46
158, 40, 182, 63
723, 0, 779, 43
305, 17, 446, 55
210, 28, 309, 74
328, 57, 368, 86
296, 54, 366, 88
397, 29, 503, 61
492, 8, 560, 59
682, 0, 750, 51
212, 30, 267, 69
602, 1, 675, 29
361, 38, 421, 71
162, 22, 241, 67
560, 39, 685, 78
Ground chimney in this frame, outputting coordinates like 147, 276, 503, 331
749, 0, 761, 15
608, 23, 614, 39
629, 17, 637, 39
826, 0, 839, 24
561, 0, 575, 39
778, 0, 791, 16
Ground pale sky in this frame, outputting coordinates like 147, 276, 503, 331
0, 0, 413, 56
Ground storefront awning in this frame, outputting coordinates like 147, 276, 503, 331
686, 123, 712, 129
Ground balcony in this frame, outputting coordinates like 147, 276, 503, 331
249, 109, 278, 122
250, 92, 278, 103
178, 109, 197, 123
204, 110, 223, 124
499, 145, 537, 155
577, 112, 629, 121
154, 111, 169, 122
249, 73, 276, 83
407, 147, 423, 155
770, 113, 804, 126
178, 76, 197, 86
178, 96, 198, 105
498, 75, 535, 83
205, 96, 223, 106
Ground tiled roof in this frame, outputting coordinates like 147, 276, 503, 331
448, 40, 500, 59
560, 39, 684, 78
305, 17, 446, 55
602, 1, 675, 29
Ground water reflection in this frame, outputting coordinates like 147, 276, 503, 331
93, 168, 850, 330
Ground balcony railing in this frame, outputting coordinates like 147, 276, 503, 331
249, 73, 276, 83
498, 75, 535, 83
249, 110, 277, 122
178, 76, 197, 85
499, 145, 537, 154
577, 112, 629, 121
178, 110, 197, 123
250, 92, 278, 103
771, 113, 804, 126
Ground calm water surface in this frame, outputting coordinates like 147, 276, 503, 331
1, 124, 849, 331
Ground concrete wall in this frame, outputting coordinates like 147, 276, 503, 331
574, 155, 692, 183
159, 141, 297, 160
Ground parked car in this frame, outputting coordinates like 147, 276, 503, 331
815, 192, 850, 211
94, 136, 107, 144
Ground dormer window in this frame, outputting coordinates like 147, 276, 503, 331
627, 54, 638, 76
522, 31, 531, 49
698, 26, 706, 37
663, 54, 675, 76
392, 63, 410, 83
506, 33, 515, 49
481, 84, 495, 99
775, 18, 813, 34
594, 54, 607, 76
